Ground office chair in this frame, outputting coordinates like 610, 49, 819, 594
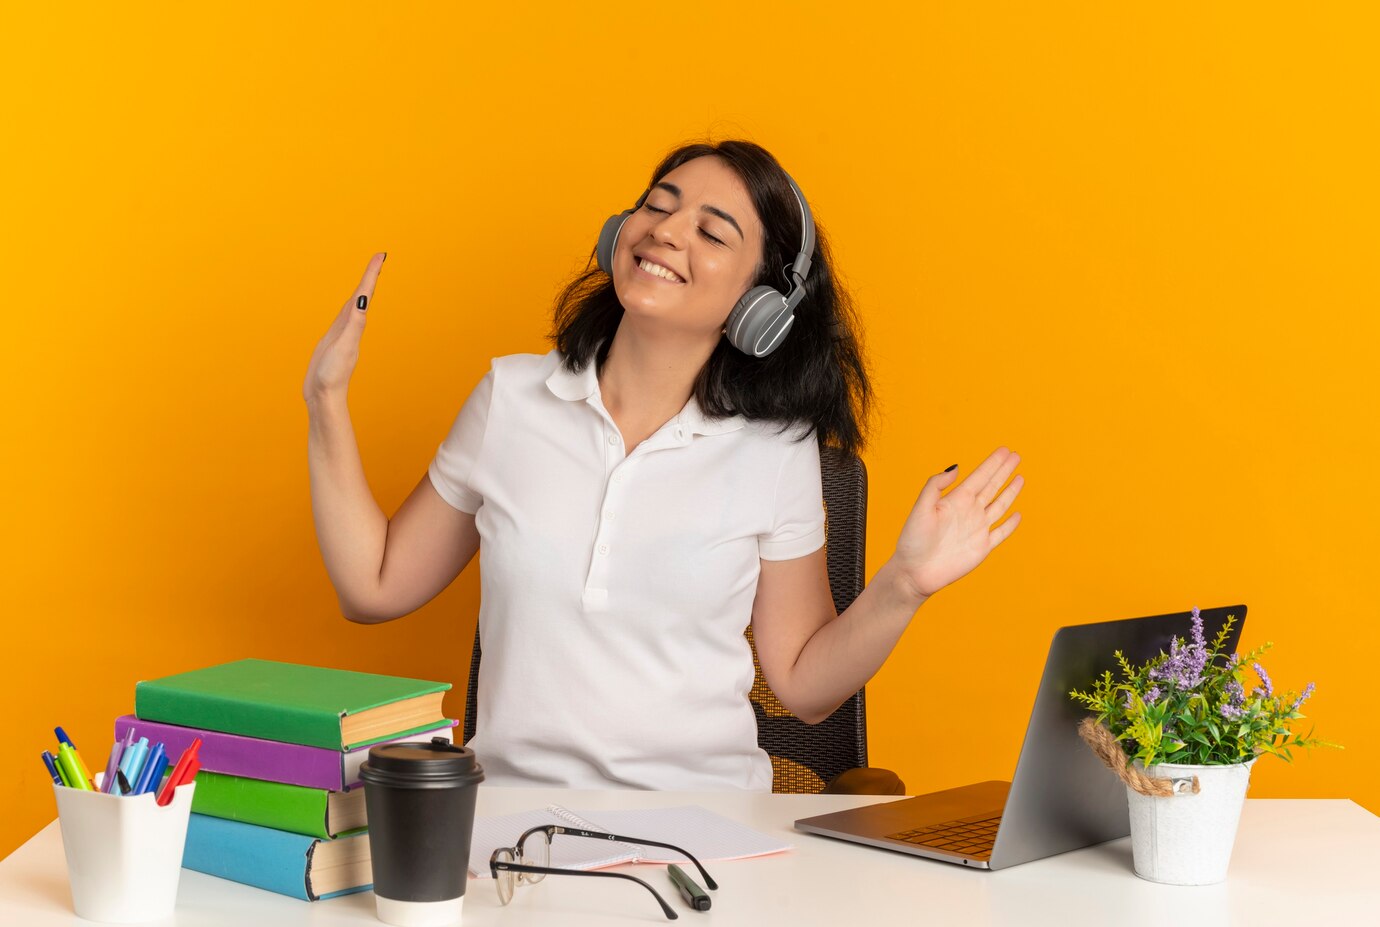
462, 444, 904, 795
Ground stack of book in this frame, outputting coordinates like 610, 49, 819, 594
120, 658, 454, 901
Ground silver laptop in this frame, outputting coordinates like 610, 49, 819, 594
794, 605, 1247, 870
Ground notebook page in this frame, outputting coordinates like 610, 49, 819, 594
467, 808, 637, 878
573, 805, 793, 864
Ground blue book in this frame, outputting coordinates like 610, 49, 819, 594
182, 813, 372, 901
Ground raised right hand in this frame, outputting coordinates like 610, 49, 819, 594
302, 252, 387, 404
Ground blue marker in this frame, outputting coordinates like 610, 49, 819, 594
118, 737, 150, 786
41, 751, 64, 786
132, 743, 166, 796
140, 753, 170, 795
54, 726, 77, 749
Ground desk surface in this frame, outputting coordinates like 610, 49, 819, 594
2, 789, 1376, 926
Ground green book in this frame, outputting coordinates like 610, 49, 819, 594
135, 659, 451, 750
189, 770, 366, 839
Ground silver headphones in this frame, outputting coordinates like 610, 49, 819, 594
595, 170, 816, 358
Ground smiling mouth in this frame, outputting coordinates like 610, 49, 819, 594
634, 257, 685, 284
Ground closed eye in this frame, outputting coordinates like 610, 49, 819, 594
643, 204, 725, 246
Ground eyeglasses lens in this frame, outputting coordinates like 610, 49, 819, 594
519, 828, 551, 884
493, 848, 516, 905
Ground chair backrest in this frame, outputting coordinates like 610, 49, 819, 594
462, 444, 870, 793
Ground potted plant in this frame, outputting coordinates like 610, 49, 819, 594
1069, 607, 1339, 885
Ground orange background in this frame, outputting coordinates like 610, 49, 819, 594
3, 5, 1375, 858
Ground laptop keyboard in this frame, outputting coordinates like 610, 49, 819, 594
886, 813, 1002, 859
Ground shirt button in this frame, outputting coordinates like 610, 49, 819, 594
598, 544, 609, 555
604, 510, 615, 520
607, 434, 619, 446
613, 473, 624, 483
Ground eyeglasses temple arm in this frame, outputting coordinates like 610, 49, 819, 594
494, 862, 679, 920
565, 829, 719, 891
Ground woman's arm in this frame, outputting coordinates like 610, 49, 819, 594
306, 393, 392, 621
302, 253, 484, 624
308, 398, 481, 623
751, 447, 1023, 723
750, 550, 923, 723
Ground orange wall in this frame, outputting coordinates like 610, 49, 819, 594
4, 5, 1375, 858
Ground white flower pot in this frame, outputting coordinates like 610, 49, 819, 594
1126, 758, 1256, 885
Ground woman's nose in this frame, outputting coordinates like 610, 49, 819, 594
650, 214, 687, 248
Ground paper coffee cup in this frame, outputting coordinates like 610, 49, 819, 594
360, 739, 484, 927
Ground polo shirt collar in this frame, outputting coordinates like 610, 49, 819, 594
545, 354, 597, 401
546, 352, 746, 439
676, 395, 746, 437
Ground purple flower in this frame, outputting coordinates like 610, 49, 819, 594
1253, 662, 1274, 698
1149, 611, 1209, 691
1220, 679, 1246, 720
1188, 608, 1207, 668
1292, 682, 1316, 712
1145, 686, 1162, 703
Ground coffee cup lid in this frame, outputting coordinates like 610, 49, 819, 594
360, 738, 485, 788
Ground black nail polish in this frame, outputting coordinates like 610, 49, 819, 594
945, 464, 957, 472
357, 295, 367, 311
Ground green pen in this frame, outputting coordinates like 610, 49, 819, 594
668, 863, 711, 911
56, 743, 94, 791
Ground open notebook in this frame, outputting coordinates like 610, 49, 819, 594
468, 804, 792, 879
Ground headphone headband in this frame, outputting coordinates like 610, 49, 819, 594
781, 174, 815, 310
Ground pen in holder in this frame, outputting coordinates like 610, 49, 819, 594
53, 772, 196, 923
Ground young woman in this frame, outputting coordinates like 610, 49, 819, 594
303, 139, 1023, 791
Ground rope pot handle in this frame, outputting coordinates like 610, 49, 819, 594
1077, 718, 1201, 797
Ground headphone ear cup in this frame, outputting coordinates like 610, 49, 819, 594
597, 210, 633, 274
725, 286, 795, 357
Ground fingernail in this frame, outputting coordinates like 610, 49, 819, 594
357, 295, 368, 311
945, 464, 957, 472
382, 252, 387, 262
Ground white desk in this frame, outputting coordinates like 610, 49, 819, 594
2, 789, 1376, 926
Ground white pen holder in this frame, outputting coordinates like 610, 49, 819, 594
53, 773, 196, 923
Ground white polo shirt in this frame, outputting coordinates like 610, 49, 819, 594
427, 349, 826, 791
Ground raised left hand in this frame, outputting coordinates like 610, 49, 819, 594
888, 446, 1024, 602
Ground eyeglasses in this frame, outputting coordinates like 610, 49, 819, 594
488, 823, 718, 920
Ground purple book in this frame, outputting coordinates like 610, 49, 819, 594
114, 714, 458, 791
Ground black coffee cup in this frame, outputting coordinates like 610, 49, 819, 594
360, 738, 484, 927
